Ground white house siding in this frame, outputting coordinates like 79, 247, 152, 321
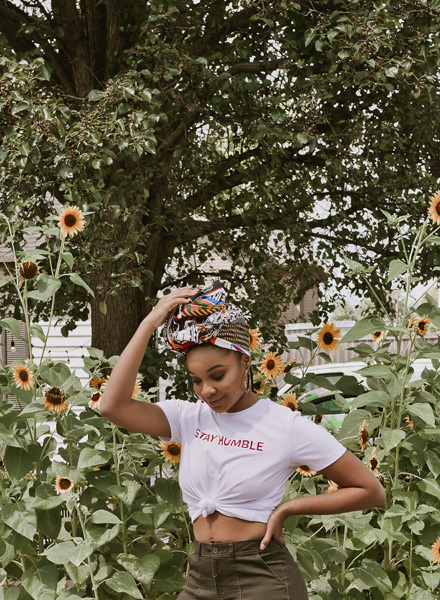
31, 319, 92, 385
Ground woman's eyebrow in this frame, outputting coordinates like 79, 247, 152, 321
188, 364, 225, 375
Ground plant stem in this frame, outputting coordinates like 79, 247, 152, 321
112, 426, 128, 556
75, 499, 99, 600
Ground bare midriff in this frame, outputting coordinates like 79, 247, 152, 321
193, 511, 267, 543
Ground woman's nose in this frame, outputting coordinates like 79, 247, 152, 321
201, 382, 216, 397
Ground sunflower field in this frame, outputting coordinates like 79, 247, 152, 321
0, 198, 439, 599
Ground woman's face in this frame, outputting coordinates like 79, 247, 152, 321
186, 345, 253, 413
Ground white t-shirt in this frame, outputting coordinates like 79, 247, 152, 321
156, 397, 346, 523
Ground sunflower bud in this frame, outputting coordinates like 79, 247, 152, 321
19, 261, 39, 280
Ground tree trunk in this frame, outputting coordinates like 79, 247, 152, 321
90, 265, 147, 358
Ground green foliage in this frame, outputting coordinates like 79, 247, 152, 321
1, 1, 440, 358
1, 183, 440, 596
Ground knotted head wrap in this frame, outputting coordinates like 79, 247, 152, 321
163, 281, 251, 356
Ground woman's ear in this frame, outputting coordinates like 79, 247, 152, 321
243, 354, 252, 371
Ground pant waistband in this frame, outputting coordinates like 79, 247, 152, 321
194, 538, 281, 557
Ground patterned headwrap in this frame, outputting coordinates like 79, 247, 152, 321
163, 281, 251, 356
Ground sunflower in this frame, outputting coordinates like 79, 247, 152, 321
282, 358, 296, 374
372, 331, 384, 343
19, 261, 38, 280
296, 465, 317, 477
132, 377, 142, 399
416, 315, 430, 336
252, 373, 271, 396
160, 441, 182, 463
281, 392, 297, 411
249, 328, 262, 350
89, 377, 105, 389
428, 190, 440, 227
55, 476, 74, 494
407, 315, 418, 330
360, 419, 369, 451
259, 352, 283, 378
100, 376, 141, 400
431, 536, 440, 564
88, 391, 102, 410
317, 323, 341, 352
12, 363, 34, 391
327, 481, 340, 493
44, 387, 68, 414
315, 414, 323, 424
56, 205, 85, 238
369, 447, 380, 475
404, 415, 414, 429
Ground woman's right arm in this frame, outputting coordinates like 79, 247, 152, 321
99, 286, 198, 438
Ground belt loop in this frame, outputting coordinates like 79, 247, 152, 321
196, 541, 201, 557
228, 541, 235, 559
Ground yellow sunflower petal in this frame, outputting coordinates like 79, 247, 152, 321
431, 537, 440, 564
249, 328, 262, 350
281, 392, 297, 411
428, 191, 440, 227
44, 387, 68, 414
57, 205, 85, 238
55, 476, 74, 494
317, 323, 341, 352
296, 465, 317, 477
12, 363, 34, 391
258, 352, 283, 378
160, 441, 182, 463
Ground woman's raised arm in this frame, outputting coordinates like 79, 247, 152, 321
99, 286, 198, 438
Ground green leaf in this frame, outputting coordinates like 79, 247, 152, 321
43, 541, 76, 565
88, 89, 105, 101
348, 390, 390, 409
105, 571, 144, 599
381, 428, 406, 452
107, 480, 141, 509
30, 484, 65, 510
77, 448, 112, 469
0, 423, 23, 448
340, 316, 386, 344
69, 273, 95, 297
116, 553, 161, 588
1, 502, 37, 540
418, 478, 440, 498
87, 523, 121, 550
27, 274, 61, 302
91, 509, 122, 525
29, 323, 46, 343
387, 259, 408, 281
22, 563, 59, 600
304, 28, 316, 47
349, 558, 392, 592
407, 403, 435, 427
356, 365, 393, 378
69, 542, 94, 566
3, 444, 41, 480
153, 504, 174, 528
0, 317, 21, 340
61, 252, 74, 268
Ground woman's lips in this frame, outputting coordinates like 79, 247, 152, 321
206, 396, 224, 407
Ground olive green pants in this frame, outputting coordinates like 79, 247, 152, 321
178, 538, 308, 600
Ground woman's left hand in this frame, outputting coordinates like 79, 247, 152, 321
260, 503, 287, 550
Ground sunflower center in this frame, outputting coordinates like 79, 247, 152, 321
254, 381, 262, 390
287, 402, 296, 410
59, 478, 72, 490
266, 360, 275, 370
436, 203, 440, 216
19, 370, 29, 382
370, 458, 378, 470
47, 387, 64, 404
64, 214, 77, 227
168, 444, 181, 456
373, 332, 381, 338
323, 332, 334, 345
299, 465, 311, 472
418, 322, 426, 332
91, 392, 101, 402
20, 262, 38, 279
361, 429, 369, 443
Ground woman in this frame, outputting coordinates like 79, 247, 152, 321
100, 282, 386, 599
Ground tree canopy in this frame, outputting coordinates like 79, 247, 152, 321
1, 0, 440, 357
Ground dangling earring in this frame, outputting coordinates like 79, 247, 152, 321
244, 369, 250, 393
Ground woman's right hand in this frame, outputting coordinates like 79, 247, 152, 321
143, 286, 199, 331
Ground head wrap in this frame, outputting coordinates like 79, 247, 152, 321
163, 281, 250, 356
